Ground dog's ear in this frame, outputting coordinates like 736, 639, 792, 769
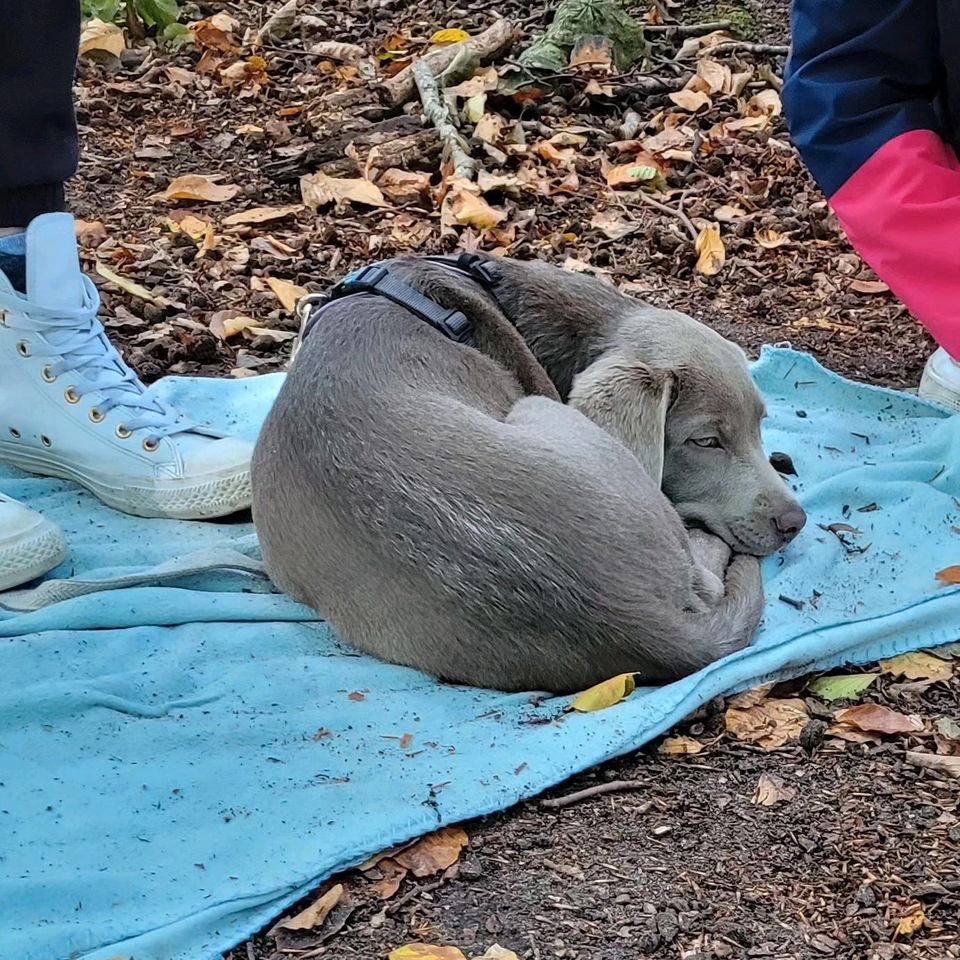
568, 352, 675, 486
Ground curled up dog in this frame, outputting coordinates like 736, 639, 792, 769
251, 255, 806, 693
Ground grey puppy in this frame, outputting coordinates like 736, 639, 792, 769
252, 255, 805, 693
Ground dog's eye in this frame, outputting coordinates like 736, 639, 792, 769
689, 436, 722, 449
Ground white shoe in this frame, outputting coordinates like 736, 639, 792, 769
0, 494, 67, 591
0, 213, 253, 519
919, 347, 960, 413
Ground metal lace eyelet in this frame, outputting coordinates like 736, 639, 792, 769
88, 408, 105, 424
40, 434, 52, 448
16, 340, 29, 358
142, 437, 160, 452
41, 365, 56, 383
64, 386, 80, 404
9, 427, 21, 439
115, 424, 132, 439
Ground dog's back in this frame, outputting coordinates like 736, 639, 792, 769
252, 262, 762, 693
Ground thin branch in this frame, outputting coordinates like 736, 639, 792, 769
541, 779, 648, 810
644, 20, 733, 36
701, 42, 789, 57
413, 59, 476, 182
633, 189, 700, 242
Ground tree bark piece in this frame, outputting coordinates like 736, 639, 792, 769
381, 19, 518, 106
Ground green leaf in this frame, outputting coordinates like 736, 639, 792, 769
160, 21, 192, 48
808, 673, 877, 702
936, 716, 960, 741
81, 0, 122, 22
931, 641, 960, 659
134, 0, 180, 28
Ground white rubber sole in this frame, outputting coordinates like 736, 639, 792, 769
918, 351, 960, 413
0, 446, 252, 520
0, 516, 68, 592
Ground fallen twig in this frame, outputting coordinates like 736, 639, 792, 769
700, 42, 789, 57
644, 20, 733, 36
541, 779, 647, 809
633, 190, 700, 242
413, 60, 476, 182
757, 62, 783, 92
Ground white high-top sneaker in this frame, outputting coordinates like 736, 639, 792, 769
0, 213, 253, 519
0, 494, 67, 591
919, 347, 960, 413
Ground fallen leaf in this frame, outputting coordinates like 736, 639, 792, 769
429, 28, 471, 45
849, 278, 890, 295
534, 141, 575, 166
756, 228, 790, 249
75, 219, 107, 247
310, 41, 366, 62
464, 94, 487, 123
894, 907, 926, 938
478, 947, 521, 960
446, 67, 499, 99
570, 35, 614, 73
377, 168, 432, 201
95, 263, 168, 308
934, 641, 960, 657
394, 827, 468, 877
266, 277, 309, 313
822, 522, 860, 535
389, 946, 467, 960
935, 564, 960, 585
348, 691, 365, 701
300, 172, 387, 209
222, 205, 304, 226
660, 736, 704, 755
370, 858, 408, 899
192, 18, 238, 53
669, 89, 712, 112
253, 0, 299, 45
905, 750, 960, 778
273, 884, 344, 933
808, 674, 877, 702
590, 209, 639, 240
751, 772, 797, 806
881, 651, 953, 682
162, 175, 240, 203
695, 58, 732, 94
568, 673, 636, 713
727, 684, 773, 708
694, 224, 725, 276
725, 698, 808, 749
474, 114, 506, 144
79, 19, 124, 58
449, 190, 505, 229
398, 732, 413, 749
745, 89, 782, 118
936, 716, 960, 740
604, 160, 663, 188
714, 203, 747, 222
208, 312, 259, 340
834, 704, 924, 735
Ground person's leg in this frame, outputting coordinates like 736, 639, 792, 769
0, 3, 253, 534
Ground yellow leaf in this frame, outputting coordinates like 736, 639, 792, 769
235, 123, 265, 135
449, 190, 505, 229
79, 19, 124, 58
266, 276, 309, 313
756, 228, 790, 249
464, 93, 487, 123
389, 944, 468, 960
694, 224, 725, 276
429, 28, 471, 45
895, 908, 925, 938
378, 168, 432, 202
394, 826, 468, 877
568, 673, 636, 713
162, 175, 241, 203
95, 262, 169, 308
222, 205, 304, 226
209, 312, 259, 340
881, 651, 954, 682
725, 698, 808, 749
751, 772, 797, 806
660, 736, 704, 755
668, 89, 712, 112
272, 884, 344, 933
300, 172, 388, 209
478, 948, 521, 960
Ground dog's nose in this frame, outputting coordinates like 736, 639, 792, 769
774, 506, 807, 542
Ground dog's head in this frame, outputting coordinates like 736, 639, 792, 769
569, 307, 805, 557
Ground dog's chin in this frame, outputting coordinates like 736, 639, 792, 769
677, 506, 782, 558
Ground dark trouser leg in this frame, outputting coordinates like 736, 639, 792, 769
0, 0, 80, 226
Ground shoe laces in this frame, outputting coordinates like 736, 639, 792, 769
0, 276, 196, 444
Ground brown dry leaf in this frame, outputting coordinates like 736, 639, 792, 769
604, 158, 663, 188
934, 564, 960, 584
310, 41, 366, 62
162, 175, 240, 204
590, 209, 639, 241
568, 672, 636, 712
75, 219, 107, 247
728, 684, 774, 708
476, 170, 521, 194
377, 169, 432, 201
394, 826, 468, 877
389, 946, 467, 960
449, 190, 505, 229
669, 89, 712, 113
474, 113, 506, 144
695, 224, 726, 276
752, 772, 797, 806
478, 948, 521, 960
695, 58, 732, 94
894, 907, 926, 938
533, 141, 575, 166
300, 172, 387, 209
192, 17, 238, 52
905, 750, 960, 778
272, 884, 344, 933
881, 651, 954, 682
725, 698, 808, 749
445, 67, 499, 99
570, 35, 614, 73
209, 312, 259, 340
95, 262, 169, 308
266, 277, 308, 313
714, 204, 747, 222
79, 19, 124, 58
222, 205, 303, 226
660, 736, 704, 756
745, 89, 782, 118
370, 858, 408, 899
849, 278, 890, 295
756, 229, 790, 249
834, 704, 924, 735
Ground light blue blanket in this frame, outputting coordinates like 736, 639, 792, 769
2, 348, 958, 960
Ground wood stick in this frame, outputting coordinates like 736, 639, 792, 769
413, 60, 476, 181
382, 19, 517, 106
644, 20, 733, 36
701, 42, 789, 57
633, 190, 700, 242
541, 779, 648, 809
